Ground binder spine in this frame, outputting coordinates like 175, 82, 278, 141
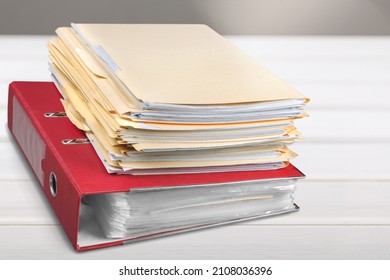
9, 93, 46, 185
7, 82, 81, 250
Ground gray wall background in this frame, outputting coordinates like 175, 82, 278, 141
1, 0, 390, 35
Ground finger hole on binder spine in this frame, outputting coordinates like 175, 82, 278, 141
49, 172, 58, 198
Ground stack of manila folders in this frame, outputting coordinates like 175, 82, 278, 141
48, 24, 308, 240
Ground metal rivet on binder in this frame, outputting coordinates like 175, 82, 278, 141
44, 112, 67, 117
49, 172, 57, 198
62, 138, 90, 145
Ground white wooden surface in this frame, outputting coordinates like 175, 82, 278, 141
1, 35, 390, 259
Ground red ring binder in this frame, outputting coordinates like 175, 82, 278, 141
8, 81, 304, 251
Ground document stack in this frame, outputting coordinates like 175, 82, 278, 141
13, 24, 309, 249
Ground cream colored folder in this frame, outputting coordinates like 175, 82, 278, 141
48, 23, 307, 174
52, 24, 307, 124
70, 23, 307, 107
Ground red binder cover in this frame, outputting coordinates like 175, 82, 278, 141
7, 81, 304, 251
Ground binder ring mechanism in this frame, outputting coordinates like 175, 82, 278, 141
44, 112, 67, 118
44, 112, 90, 145
62, 138, 90, 145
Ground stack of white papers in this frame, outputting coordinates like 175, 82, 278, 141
48, 24, 308, 175
87, 178, 298, 238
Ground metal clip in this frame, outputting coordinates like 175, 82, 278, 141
62, 138, 90, 145
44, 112, 67, 118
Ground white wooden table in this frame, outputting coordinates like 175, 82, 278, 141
1, 36, 389, 259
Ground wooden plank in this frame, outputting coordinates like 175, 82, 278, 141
227, 36, 390, 59
0, 83, 8, 108
1, 181, 389, 226
253, 181, 390, 225
0, 109, 7, 139
255, 60, 390, 84
291, 82, 390, 110
0, 36, 50, 59
0, 225, 389, 259
0, 37, 49, 108
296, 109, 390, 141
0, 182, 57, 225
0, 140, 36, 181
0, 59, 50, 84
292, 142, 390, 181
228, 37, 390, 83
